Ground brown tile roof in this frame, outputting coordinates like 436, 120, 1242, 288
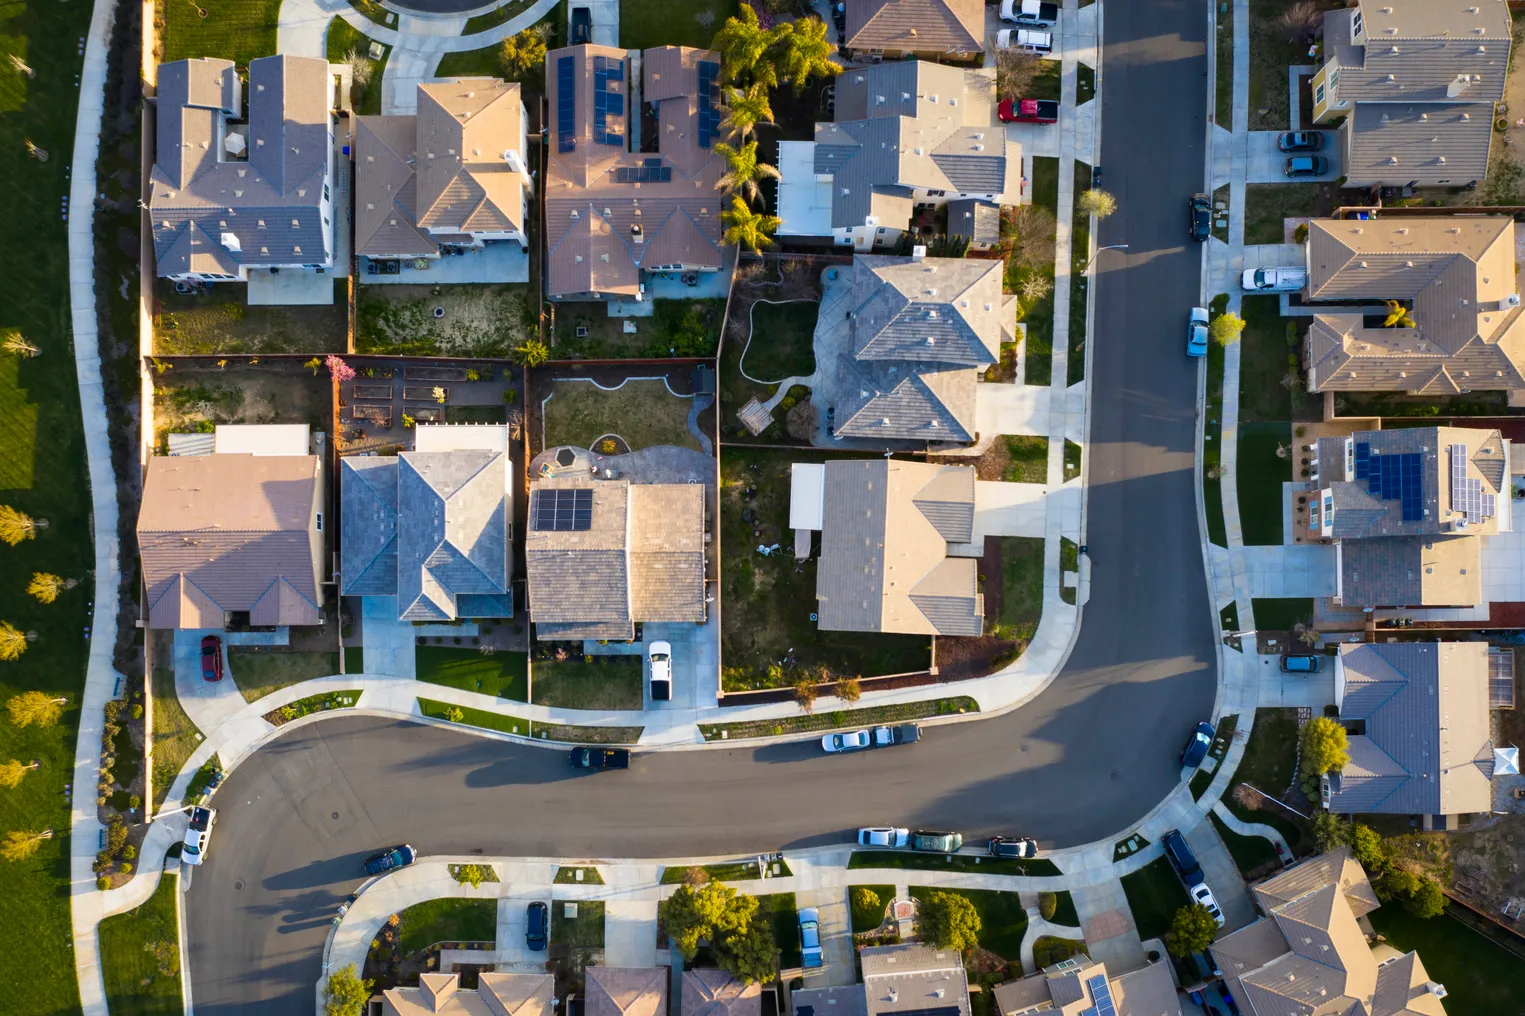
382, 971, 553, 1016
845, 0, 984, 55
682, 969, 760, 1016
584, 967, 669, 1016
137, 454, 323, 628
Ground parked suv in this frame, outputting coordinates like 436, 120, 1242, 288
526, 901, 549, 950
182, 806, 216, 866
910, 830, 963, 853
989, 836, 1038, 858
1281, 654, 1321, 673
1189, 193, 1212, 242
1162, 830, 1204, 887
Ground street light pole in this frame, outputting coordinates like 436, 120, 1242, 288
1080, 243, 1129, 275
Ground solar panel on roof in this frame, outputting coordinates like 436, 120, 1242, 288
1449, 442, 1495, 525
556, 57, 576, 153
697, 60, 720, 149
1087, 974, 1117, 1016
532, 488, 594, 531
593, 56, 625, 146
1355, 441, 1371, 480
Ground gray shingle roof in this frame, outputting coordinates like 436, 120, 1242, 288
1323, 0, 1510, 104
1343, 102, 1494, 188
844, 0, 983, 54
1338, 534, 1479, 608
946, 199, 1000, 246
339, 457, 400, 596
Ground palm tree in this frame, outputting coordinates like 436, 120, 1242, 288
722, 195, 781, 253
714, 140, 781, 206
720, 83, 774, 140
1, 828, 52, 862
0, 505, 43, 546
0, 759, 38, 789
770, 15, 841, 94
712, 4, 782, 86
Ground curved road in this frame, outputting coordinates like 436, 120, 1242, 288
187, 3, 1213, 1012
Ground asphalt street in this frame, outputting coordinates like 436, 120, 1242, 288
186, 3, 1214, 1012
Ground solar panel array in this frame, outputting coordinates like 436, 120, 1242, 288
1489, 650, 1515, 708
1354, 441, 1372, 481
613, 157, 673, 183
1449, 443, 1496, 526
1363, 450, 1424, 522
697, 60, 722, 148
532, 488, 594, 532
1079, 974, 1116, 1016
556, 57, 576, 153
593, 56, 625, 146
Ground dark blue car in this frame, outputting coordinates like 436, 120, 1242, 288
526, 901, 549, 950
364, 844, 416, 876
1181, 721, 1215, 769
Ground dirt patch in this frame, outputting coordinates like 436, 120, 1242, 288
150, 359, 332, 451
937, 441, 1012, 483
154, 279, 348, 354
542, 377, 699, 452
356, 283, 535, 356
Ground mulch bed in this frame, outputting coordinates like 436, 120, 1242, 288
933, 441, 1011, 483
933, 538, 1028, 681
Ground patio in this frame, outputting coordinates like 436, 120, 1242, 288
358, 243, 529, 286
337, 358, 524, 455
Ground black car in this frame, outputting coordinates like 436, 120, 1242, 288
526, 901, 549, 950
909, 830, 963, 852
1285, 156, 1329, 178
570, 747, 630, 769
1189, 192, 1212, 242
1277, 131, 1324, 152
364, 844, 417, 876
570, 7, 591, 44
1162, 829, 1204, 887
989, 836, 1038, 858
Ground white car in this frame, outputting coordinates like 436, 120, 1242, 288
647, 640, 672, 702
182, 806, 216, 866
996, 28, 1053, 53
1191, 882, 1225, 927
1241, 267, 1307, 292
1000, 0, 1057, 26
1187, 306, 1209, 357
822, 729, 871, 753
858, 827, 910, 848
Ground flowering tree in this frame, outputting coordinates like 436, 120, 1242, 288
325, 355, 356, 382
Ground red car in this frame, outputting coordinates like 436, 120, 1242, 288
200, 635, 223, 682
998, 98, 1059, 124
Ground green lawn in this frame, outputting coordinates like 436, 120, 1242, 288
1237, 422, 1291, 546
99, 872, 183, 1015
910, 886, 1028, 963
850, 852, 1059, 877
1226, 706, 1310, 855
418, 697, 643, 743
1239, 295, 1296, 423
620, 0, 737, 50
1076, 63, 1095, 106
355, 283, 536, 357
998, 537, 1044, 641
552, 897, 605, 949
555, 865, 606, 884
1023, 157, 1060, 386
419, 697, 530, 736
757, 891, 802, 968
229, 649, 354, 703
1251, 598, 1313, 631
0, 0, 98, 1005
397, 898, 497, 956
850, 884, 895, 933
1369, 906, 1525, 1016
1068, 161, 1093, 388
1029, 60, 1061, 102
700, 696, 975, 741
327, 18, 389, 116
1120, 856, 1190, 941
1002, 435, 1049, 483
742, 300, 818, 382
543, 377, 700, 453
1243, 184, 1320, 245
1215, 0, 1233, 128
417, 647, 528, 701
464, 0, 538, 34
1203, 304, 1227, 547
1189, 769, 1213, 801
151, 667, 203, 812
1059, 537, 1079, 607
1049, 890, 1078, 928
531, 656, 643, 710
435, 46, 505, 79
660, 858, 793, 884
1209, 812, 1282, 878
161, 0, 280, 65
1063, 440, 1082, 483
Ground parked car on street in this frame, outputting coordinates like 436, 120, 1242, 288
570, 747, 630, 769
998, 98, 1060, 124
1189, 192, 1211, 242
1241, 267, 1308, 292
871, 724, 920, 747
1277, 131, 1324, 152
910, 830, 963, 853
182, 806, 216, 866
1181, 720, 1215, 768
799, 907, 824, 968
858, 827, 909, 847
648, 640, 672, 701
1285, 156, 1329, 178
200, 635, 223, 682
364, 844, 417, 876
526, 901, 549, 950
1000, 0, 1058, 25
823, 729, 872, 753
996, 28, 1053, 53
1161, 830, 1204, 887
989, 836, 1039, 858
1280, 654, 1322, 673
1187, 306, 1209, 358
1191, 883, 1226, 927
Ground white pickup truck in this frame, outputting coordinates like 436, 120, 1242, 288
1241, 267, 1307, 292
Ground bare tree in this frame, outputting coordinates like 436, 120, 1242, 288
2, 331, 39, 357
1005, 204, 1057, 270
996, 49, 1041, 98
1019, 272, 1054, 304
1278, 1, 1323, 39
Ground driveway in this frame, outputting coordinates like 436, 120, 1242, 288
795, 886, 855, 986
495, 892, 551, 971
173, 630, 247, 732
1182, 820, 1255, 932
1246, 130, 1340, 183
360, 597, 416, 678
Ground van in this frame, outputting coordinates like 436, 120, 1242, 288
996, 28, 1053, 54
1162, 829, 1204, 887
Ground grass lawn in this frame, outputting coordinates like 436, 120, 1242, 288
1029, 59, 1061, 102
552, 897, 605, 949
151, 667, 204, 812
1120, 856, 1190, 942
1370, 905, 1525, 1016
1247, 0, 1344, 132
1203, 307, 1227, 547
554, 297, 726, 359
1251, 597, 1313, 631
1215, 0, 1233, 128
555, 865, 606, 884
531, 656, 643, 710
1237, 422, 1291, 546
419, 697, 530, 737
741, 300, 817, 382
1049, 890, 1078, 928
910, 886, 1028, 963
1226, 706, 1310, 854
1208, 812, 1282, 878
397, 898, 497, 956
620, 0, 736, 50
1076, 63, 1094, 105
1211, 184, 1230, 243
1068, 160, 1093, 388
99, 872, 183, 1016
160, 0, 280, 65
464, 0, 538, 34
327, 18, 389, 116
355, 283, 536, 357
1059, 537, 1079, 606
0, 0, 98, 1004
701, 696, 976, 741
1063, 440, 1081, 483
417, 647, 528, 701
1243, 184, 1319, 245
419, 698, 643, 743
543, 377, 700, 453
1023, 157, 1060, 386
850, 884, 895, 932
155, 278, 348, 354
850, 852, 1059, 878
998, 537, 1044, 641
758, 891, 802, 968
1239, 295, 1297, 422
1002, 436, 1048, 483
1189, 769, 1213, 801
229, 649, 351, 704
435, 46, 505, 79
661, 858, 793, 884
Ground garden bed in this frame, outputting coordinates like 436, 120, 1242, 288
262, 689, 359, 726
700, 696, 976, 742
849, 853, 1059, 877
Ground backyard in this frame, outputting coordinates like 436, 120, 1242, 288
154, 279, 348, 354
1237, 422, 1292, 546
158, 0, 280, 65
719, 256, 830, 440
532, 656, 643, 710
740, 300, 817, 382
553, 298, 726, 360
620, 0, 736, 50
149, 359, 333, 452
356, 284, 536, 357
99, 873, 183, 1016
1119, 856, 1191, 942
542, 377, 701, 452
417, 647, 528, 700
1369, 906, 1525, 1016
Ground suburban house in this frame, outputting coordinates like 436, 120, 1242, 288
775, 61, 1016, 249
381, 971, 553, 1016
1211, 847, 1448, 1015
584, 967, 669, 1016
842, 0, 984, 64
524, 478, 706, 640
353, 78, 532, 269
1311, 0, 1510, 189
543, 44, 726, 300
1328, 642, 1509, 821
1302, 217, 1525, 397
137, 449, 326, 630
150, 55, 337, 283
1309, 425, 1508, 609
992, 957, 1178, 1016
816, 252, 1013, 444
681, 969, 760, 1016
861, 944, 971, 1016
793, 459, 983, 636
946, 199, 1001, 251
339, 424, 515, 621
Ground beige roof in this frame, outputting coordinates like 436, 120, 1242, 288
682, 969, 761, 1016
1212, 917, 1293, 1001
1253, 846, 1379, 918
544, 45, 724, 299
845, 0, 983, 55
585, 967, 669, 1016
815, 459, 982, 635
1108, 962, 1179, 1016
137, 454, 323, 628
991, 974, 1052, 1015
860, 944, 971, 1016
1325, 0, 1510, 104
1304, 217, 1525, 393
382, 972, 554, 1016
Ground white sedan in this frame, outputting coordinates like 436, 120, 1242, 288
858, 827, 910, 848
822, 729, 871, 753
1192, 882, 1226, 927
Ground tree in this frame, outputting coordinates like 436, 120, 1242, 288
1039, 892, 1058, 921
996, 48, 1042, 98
721, 195, 780, 254
663, 882, 741, 959
720, 82, 775, 140
0, 827, 53, 862
1312, 810, 1346, 854
2, 330, 39, 358
794, 672, 818, 714
1381, 299, 1416, 329
712, 4, 782, 86
0, 622, 33, 663
1300, 715, 1350, 776
1167, 903, 1219, 957
1347, 822, 1389, 873
835, 677, 861, 704
917, 890, 982, 952
27, 572, 65, 604
1077, 188, 1117, 220
1019, 272, 1054, 304
499, 26, 549, 80
1210, 311, 1246, 346
1004, 204, 1057, 270
513, 339, 550, 367
1403, 876, 1445, 919
1278, 0, 1323, 37
7, 690, 64, 727
714, 911, 777, 983
0, 758, 37, 788
714, 140, 780, 206
770, 16, 841, 94
0, 505, 41, 546
324, 963, 373, 1016
1375, 868, 1419, 903
326, 355, 356, 382
304, 356, 322, 374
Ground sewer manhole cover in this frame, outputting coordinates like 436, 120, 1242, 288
332, 811, 340, 819
233, 879, 245, 891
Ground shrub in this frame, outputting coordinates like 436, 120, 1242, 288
131, 704, 143, 720
1293, 222, 1309, 243
851, 887, 882, 929
97, 876, 110, 890
918, 891, 981, 952
444, 706, 465, 724
1039, 892, 1058, 921
122, 844, 136, 860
